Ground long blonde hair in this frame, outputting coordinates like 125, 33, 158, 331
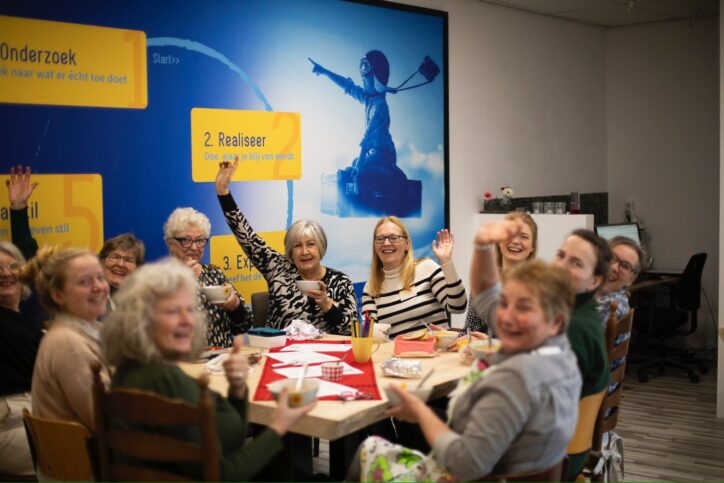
368, 216, 418, 297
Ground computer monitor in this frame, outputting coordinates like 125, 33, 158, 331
595, 223, 641, 246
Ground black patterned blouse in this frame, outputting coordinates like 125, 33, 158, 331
218, 194, 357, 335
198, 263, 251, 347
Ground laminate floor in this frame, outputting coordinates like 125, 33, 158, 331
616, 367, 724, 482
312, 368, 724, 481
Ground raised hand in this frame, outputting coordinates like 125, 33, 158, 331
215, 157, 239, 196
223, 336, 250, 399
474, 219, 524, 246
185, 258, 202, 279
431, 229, 454, 264
7, 165, 38, 210
308, 57, 324, 75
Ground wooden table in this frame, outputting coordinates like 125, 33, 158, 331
181, 336, 469, 478
181, 336, 467, 441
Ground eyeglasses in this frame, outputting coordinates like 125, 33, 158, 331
106, 254, 137, 266
612, 254, 637, 275
174, 237, 208, 249
0, 262, 21, 273
374, 235, 407, 245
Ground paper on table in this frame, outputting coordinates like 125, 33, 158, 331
265, 351, 340, 365
280, 343, 352, 353
315, 380, 364, 398
273, 362, 362, 379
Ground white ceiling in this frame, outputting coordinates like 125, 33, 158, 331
477, 0, 718, 27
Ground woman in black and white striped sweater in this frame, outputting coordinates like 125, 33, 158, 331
361, 216, 467, 337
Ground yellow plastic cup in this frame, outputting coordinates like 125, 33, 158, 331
351, 336, 380, 363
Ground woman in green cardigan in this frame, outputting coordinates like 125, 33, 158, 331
100, 258, 314, 481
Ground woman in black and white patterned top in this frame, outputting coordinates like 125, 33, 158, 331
215, 160, 357, 334
164, 208, 251, 347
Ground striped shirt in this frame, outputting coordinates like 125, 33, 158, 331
361, 258, 467, 337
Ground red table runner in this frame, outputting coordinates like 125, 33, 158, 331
253, 339, 382, 401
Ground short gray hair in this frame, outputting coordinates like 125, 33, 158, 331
0, 241, 30, 300
284, 220, 328, 261
101, 258, 207, 366
163, 207, 211, 241
608, 236, 648, 274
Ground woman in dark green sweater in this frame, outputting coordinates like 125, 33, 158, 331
100, 258, 314, 481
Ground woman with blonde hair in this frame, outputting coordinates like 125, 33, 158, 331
102, 258, 314, 480
361, 216, 466, 338
22, 246, 111, 431
464, 211, 537, 334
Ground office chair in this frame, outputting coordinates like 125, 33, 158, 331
251, 291, 270, 327
636, 253, 707, 383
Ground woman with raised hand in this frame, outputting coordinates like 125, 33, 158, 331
23, 246, 111, 431
164, 207, 250, 347
350, 261, 581, 482
215, 159, 357, 334
0, 242, 42, 477
101, 258, 314, 481
361, 216, 466, 338
463, 211, 537, 335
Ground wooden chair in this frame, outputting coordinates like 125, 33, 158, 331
584, 305, 635, 482
480, 457, 567, 482
251, 291, 270, 327
92, 365, 219, 482
21, 409, 95, 481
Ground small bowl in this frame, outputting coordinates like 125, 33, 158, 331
201, 285, 230, 304
469, 339, 501, 361
384, 384, 431, 407
267, 378, 319, 408
433, 331, 458, 350
296, 280, 321, 296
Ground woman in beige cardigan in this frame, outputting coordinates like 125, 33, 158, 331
22, 246, 111, 431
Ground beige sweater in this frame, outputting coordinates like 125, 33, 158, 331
31, 315, 110, 430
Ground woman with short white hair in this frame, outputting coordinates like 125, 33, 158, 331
164, 207, 250, 347
102, 259, 313, 481
214, 160, 357, 334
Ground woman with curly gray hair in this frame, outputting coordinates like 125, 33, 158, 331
164, 207, 250, 347
101, 259, 314, 481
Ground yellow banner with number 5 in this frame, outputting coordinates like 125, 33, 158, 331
209, 232, 286, 305
0, 174, 104, 252
191, 108, 301, 182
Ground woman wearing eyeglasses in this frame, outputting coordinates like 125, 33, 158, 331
361, 216, 467, 338
595, 236, 645, 323
164, 208, 250, 347
98, 233, 145, 306
0, 242, 41, 477
214, 160, 357, 335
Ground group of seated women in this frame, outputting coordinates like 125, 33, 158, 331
1, 160, 632, 481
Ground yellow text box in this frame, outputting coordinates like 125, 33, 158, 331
0, 15, 147, 108
210, 231, 286, 304
191, 108, 301, 182
0, 174, 104, 252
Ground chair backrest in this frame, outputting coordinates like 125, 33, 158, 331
251, 291, 270, 327
592, 304, 634, 451
566, 389, 606, 455
92, 364, 219, 482
672, 253, 706, 311
480, 458, 566, 482
22, 409, 95, 481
